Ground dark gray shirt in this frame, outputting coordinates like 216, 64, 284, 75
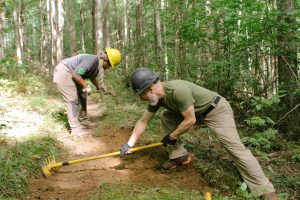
61, 54, 99, 79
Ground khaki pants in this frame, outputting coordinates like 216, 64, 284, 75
160, 97, 275, 196
53, 63, 80, 130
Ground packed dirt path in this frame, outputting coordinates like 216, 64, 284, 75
28, 101, 210, 200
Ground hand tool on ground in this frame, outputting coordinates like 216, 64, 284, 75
42, 142, 163, 178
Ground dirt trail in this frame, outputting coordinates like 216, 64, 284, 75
28, 102, 210, 199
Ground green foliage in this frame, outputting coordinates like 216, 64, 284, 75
51, 108, 69, 128
241, 128, 276, 152
271, 174, 300, 198
91, 183, 205, 200
0, 59, 48, 95
239, 95, 284, 130
292, 150, 300, 162
0, 136, 61, 198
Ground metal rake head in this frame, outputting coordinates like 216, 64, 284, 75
42, 154, 57, 178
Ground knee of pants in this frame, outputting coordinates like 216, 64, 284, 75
221, 140, 250, 158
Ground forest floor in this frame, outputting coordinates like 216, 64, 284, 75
26, 100, 210, 200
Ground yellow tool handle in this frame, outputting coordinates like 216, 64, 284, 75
54, 142, 163, 167
205, 192, 212, 200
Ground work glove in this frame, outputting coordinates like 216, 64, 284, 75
120, 143, 132, 157
83, 84, 92, 94
161, 134, 177, 147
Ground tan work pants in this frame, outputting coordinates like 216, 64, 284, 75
160, 97, 275, 196
53, 63, 80, 130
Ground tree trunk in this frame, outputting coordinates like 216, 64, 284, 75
113, 0, 121, 45
102, 0, 110, 48
92, 0, 103, 55
56, 0, 64, 63
13, 0, 22, 65
39, 0, 47, 66
161, 0, 169, 80
277, 0, 299, 138
68, 0, 77, 56
154, 0, 163, 70
0, 2, 6, 60
122, 0, 129, 75
79, 3, 86, 53
135, 0, 143, 68
50, 0, 57, 74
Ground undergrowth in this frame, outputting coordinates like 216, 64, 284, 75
1, 59, 299, 199
0, 136, 61, 198
0, 59, 64, 198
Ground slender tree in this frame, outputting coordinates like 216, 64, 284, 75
68, 0, 77, 56
103, 0, 110, 48
161, 0, 169, 80
79, 3, 86, 53
49, 0, 57, 73
112, 0, 121, 45
135, 0, 143, 67
56, 0, 64, 62
0, 1, 6, 60
13, 0, 22, 64
92, 0, 103, 54
122, 0, 129, 75
39, 0, 48, 66
154, 0, 162, 70
277, 0, 299, 136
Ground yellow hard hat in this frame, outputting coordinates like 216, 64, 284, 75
106, 48, 121, 69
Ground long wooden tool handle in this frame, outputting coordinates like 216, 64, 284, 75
60, 142, 163, 166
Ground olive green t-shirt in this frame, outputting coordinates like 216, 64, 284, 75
147, 80, 217, 115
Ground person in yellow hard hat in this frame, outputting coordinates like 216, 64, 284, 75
53, 48, 121, 136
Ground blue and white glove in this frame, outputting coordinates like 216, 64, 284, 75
120, 143, 132, 157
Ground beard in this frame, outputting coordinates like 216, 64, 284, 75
147, 93, 159, 106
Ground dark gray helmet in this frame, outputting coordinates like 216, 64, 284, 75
130, 68, 160, 95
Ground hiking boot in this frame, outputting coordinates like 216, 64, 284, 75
78, 111, 89, 122
162, 155, 192, 170
260, 192, 278, 200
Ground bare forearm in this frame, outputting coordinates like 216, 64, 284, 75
127, 120, 147, 146
71, 71, 87, 87
170, 120, 195, 139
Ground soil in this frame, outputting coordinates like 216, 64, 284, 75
27, 101, 210, 200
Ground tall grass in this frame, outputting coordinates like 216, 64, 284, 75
0, 136, 61, 198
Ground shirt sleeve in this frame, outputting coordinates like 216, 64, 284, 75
147, 104, 160, 113
173, 86, 195, 112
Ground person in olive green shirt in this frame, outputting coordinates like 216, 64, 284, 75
120, 68, 278, 200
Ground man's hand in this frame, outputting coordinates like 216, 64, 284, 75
162, 134, 177, 147
83, 84, 92, 94
120, 143, 132, 157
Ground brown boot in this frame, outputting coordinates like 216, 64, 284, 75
260, 192, 279, 200
162, 155, 192, 170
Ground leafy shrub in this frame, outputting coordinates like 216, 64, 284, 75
241, 128, 276, 151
